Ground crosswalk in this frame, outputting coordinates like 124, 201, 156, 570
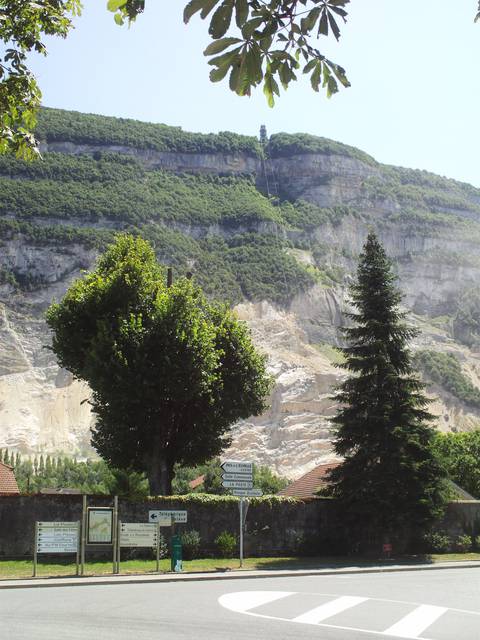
218, 590, 480, 639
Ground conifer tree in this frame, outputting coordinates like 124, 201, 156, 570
328, 232, 446, 548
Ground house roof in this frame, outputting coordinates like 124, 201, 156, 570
278, 462, 339, 499
279, 464, 478, 501
0, 461, 20, 495
189, 475, 205, 490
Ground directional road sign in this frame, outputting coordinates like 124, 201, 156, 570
222, 479, 253, 489
222, 472, 253, 482
120, 523, 158, 548
36, 522, 79, 554
221, 460, 253, 474
149, 510, 187, 525
232, 488, 263, 497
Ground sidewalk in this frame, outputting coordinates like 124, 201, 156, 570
1, 560, 480, 590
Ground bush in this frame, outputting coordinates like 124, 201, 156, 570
215, 531, 237, 558
422, 531, 451, 554
180, 529, 201, 560
452, 534, 472, 553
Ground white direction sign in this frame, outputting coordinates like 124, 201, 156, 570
221, 460, 253, 474
222, 480, 253, 489
36, 522, 79, 554
120, 523, 158, 548
222, 472, 253, 482
149, 510, 187, 525
232, 488, 263, 497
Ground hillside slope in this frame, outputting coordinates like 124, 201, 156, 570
1, 108, 480, 478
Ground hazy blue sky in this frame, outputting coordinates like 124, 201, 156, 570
28, 1, 480, 186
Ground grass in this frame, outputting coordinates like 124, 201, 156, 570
1, 553, 480, 580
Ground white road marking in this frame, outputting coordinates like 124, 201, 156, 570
218, 590, 480, 639
383, 605, 448, 638
218, 591, 293, 613
293, 596, 368, 624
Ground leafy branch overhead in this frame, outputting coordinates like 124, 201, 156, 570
1, 1, 480, 159
0, 0, 82, 160
110, 0, 352, 107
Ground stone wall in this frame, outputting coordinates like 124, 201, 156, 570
0, 495, 339, 559
1, 495, 478, 560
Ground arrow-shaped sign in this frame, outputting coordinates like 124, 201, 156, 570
221, 460, 253, 474
222, 472, 253, 482
222, 480, 253, 489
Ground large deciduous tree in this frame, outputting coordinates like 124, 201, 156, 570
46, 234, 272, 495
327, 232, 446, 549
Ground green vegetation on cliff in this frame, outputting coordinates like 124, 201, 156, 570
414, 349, 480, 408
2, 107, 480, 309
36, 108, 261, 157
267, 132, 377, 166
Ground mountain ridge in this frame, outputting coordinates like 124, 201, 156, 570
0, 107, 479, 478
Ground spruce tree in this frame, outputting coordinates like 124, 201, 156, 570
328, 232, 446, 548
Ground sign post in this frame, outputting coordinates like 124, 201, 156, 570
118, 521, 160, 574
221, 460, 262, 568
239, 498, 244, 568
80, 497, 118, 576
33, 521, 80, 577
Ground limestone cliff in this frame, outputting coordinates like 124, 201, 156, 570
1, 110, 480, 479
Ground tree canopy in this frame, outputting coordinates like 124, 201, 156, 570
46, 234, 272, 495
2, 1, 478, 159
431, 430, 480, 500
327, 232, 446, 550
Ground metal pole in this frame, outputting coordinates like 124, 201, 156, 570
239, 498, 244, 568
33, 521, 38, 577
117, 519, 121, 575
75, 521, 80, 576
156, 522, 160, 573
113, 496, 118, 574
81, 495, 87, 576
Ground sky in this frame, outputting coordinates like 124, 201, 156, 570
27, 1, 480, 187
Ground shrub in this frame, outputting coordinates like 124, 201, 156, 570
215, 531, 237, 558
422, 531, 451, 554
180, 529, 201, 560
452, 534, 472, 553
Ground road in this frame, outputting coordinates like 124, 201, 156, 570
1, 567, 479, 640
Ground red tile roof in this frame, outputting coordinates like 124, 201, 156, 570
278, 462, 340, 498
189, 474, 205, 490
0, 461, 20, 495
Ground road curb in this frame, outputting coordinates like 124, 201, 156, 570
1, 561, 480, 590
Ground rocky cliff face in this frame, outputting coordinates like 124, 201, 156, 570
1, 115, 480, 479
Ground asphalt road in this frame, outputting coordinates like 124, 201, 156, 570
1, 568, 480, 640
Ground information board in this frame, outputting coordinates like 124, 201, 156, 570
87, 508, 113, 544
120, 523, 158, 548
148, 510, 187, 525
36, 522, 79, 554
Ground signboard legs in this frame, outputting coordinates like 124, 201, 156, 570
156, 522, 160, 573
81, 495, 87, 576
113, 496, 119, 574
33, 521, 38, 577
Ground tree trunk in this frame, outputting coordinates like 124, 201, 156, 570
146, 452, 173, 496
